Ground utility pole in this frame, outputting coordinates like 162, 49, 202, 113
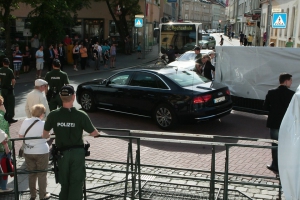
178, 0, 182, 21
266, 0, 272, 46
143, 0, 146, 59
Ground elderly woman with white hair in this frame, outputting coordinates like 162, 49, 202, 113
19, 104, 50, 200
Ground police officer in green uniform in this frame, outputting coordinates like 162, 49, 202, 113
45, 59, 69, 111
43, 85, 100, 200
0, 58, 17, 123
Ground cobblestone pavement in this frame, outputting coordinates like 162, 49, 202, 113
5, 118, 284, 199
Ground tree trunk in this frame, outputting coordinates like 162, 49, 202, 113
3, 2, 12, 68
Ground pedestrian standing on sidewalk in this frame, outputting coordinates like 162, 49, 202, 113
285, 38, 293, 47
80, 43, 88, 70
243, 37, 248, 46
12, 46, 23, 79
19, 104, 51, 200
0, 58, 17, 124
0, 94, 13, 193
137, 42, 142, 59
219, 35, 224, 46
263, 73, 294, 173
58, 42, 65, 71
247, 34, 253, 46
110, 43, 116, 68
23, 45, 31, 73
263, 32, 267, 46
25, 79, 50, 118
44, 44, 55, 72
93, 44, 100, 70
103, 50, 110, 68
239, 32, 244, 46
35, 45, 44, 79
42, 85, 101, 200
72, 42, 79, 71
53, 44, 59, 59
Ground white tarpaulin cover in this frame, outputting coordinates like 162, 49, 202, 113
215, 46, 300, 100
278, 85, 300, 200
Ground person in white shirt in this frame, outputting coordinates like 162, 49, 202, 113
19, 104, 51, 200
25, 79, 50, 118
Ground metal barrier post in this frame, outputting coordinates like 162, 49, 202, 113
83, 181, 87, 200
223, 145, 229, 200
12, 140, 19, 200
124, 143, 131, 199
209, 145, 215, 200
130, 140, 135, 200
137, 138, 142, 199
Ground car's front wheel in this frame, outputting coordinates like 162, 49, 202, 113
154, 104, 177, 130
80, 91, 96, 112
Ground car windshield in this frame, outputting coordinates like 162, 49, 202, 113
165, 70, 210, 87
201, 35, 210, 41
177, 52, 196, 61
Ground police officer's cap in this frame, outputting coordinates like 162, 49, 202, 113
53, 59, 61, 68
60, 85, 75, 96
3, 58, 10, 65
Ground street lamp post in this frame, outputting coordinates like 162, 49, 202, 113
266, 0, 272, 46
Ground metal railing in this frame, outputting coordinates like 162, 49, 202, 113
1, 128, 281, 200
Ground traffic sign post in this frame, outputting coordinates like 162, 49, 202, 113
135, 18, 143, 28
272, 13, 287, 29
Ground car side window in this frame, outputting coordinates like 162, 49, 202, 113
130, 72, 161, 88
110, 72, 132, 85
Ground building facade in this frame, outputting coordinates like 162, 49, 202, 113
9, 0, 161, 50
261, 0, 300, 47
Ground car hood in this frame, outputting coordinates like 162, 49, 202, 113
183, 81, 227, 93
199, 40, 209, 43
167, 60, 195, 69
79, 78, 105, 86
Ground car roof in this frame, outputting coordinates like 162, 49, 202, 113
183, 50, 214, 54
123, 65, 189, 75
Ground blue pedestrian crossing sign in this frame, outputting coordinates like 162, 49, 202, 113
272, 13, 287, 29
135, 18, 143, 28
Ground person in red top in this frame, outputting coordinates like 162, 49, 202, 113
63, 35, 72, 46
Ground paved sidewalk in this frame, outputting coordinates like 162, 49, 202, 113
15, 45, 160, 84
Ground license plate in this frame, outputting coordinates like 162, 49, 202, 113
214, 96, 225, 103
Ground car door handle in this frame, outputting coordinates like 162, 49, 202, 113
147, 94, 155, 97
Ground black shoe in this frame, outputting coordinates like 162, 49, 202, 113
8, 119, 18, 124
266, 164, 278, 172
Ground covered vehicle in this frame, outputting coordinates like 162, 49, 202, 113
76, 66, 232, 130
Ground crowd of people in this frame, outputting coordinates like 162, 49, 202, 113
10, 34, 124, 80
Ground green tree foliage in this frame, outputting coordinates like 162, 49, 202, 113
0, 0, 22, 62
99, 0, 141, 41
28, 0, 90, 44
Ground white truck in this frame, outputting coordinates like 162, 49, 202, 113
215, 46, 300, 114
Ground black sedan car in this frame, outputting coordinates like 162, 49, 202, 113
76, 67, 232, 130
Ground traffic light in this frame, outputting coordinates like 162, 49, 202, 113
218, 24, 221, 29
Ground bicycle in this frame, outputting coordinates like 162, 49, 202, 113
155, 55, 168, 66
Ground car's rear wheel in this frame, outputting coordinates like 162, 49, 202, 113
80, 91, 96, 112
154, 104, 177, 130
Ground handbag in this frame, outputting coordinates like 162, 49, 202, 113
18, 120, 39, 157
0, 153, 14, 179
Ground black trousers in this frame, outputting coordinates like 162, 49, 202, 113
59, 56, 64, 71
